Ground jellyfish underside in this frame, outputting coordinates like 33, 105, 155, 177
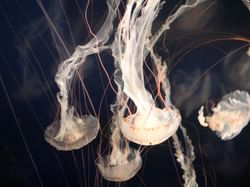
45, 115, 99, 150
97, 148, 142, 182
198, 90, 250, 140
120, 107, 181, 145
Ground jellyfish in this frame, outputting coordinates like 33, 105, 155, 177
247, 47, 250, 57
242, 0, 250, 11
111, 0, 206, 145
44, 0, 121, 150
97, 93, 142, 182
97, 122, 142, 182
198, 90, 250, 140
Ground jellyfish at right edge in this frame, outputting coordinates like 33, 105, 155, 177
198, 90, 250, 140
242, 0, 250, 11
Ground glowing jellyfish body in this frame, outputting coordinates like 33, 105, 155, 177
111, 0, 205, 145
45, 0, 120, 150
97, 106, 142, 182
111, 0, 178, 146
45, 115, 99, 151
242, 0, 250, 11
44, 49, 102, 151
97, 144, 142, 182
121, 107, 180, 145
198, 90, 250, 140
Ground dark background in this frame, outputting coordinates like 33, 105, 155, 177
0, 0, 250, 186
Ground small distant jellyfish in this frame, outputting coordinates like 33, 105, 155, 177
198, 90, 250, 140
97, 150, 141, 182
97, 111, 142, 182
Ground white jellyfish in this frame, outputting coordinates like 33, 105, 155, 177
97, 93, 142, 182
198, 90, 250, 140
111, 0, 205, 145
97, 124, 142, 182
242, 0, 250, 11
44, 0, 121, 150
45, 114, 99, 151
247, 47, 250, 57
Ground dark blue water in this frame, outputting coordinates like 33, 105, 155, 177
1, 0, 250, 186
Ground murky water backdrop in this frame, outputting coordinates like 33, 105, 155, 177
0, 0, 250, 186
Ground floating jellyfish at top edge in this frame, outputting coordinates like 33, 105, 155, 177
111, 0, 205, 146
44, 0, 120, 150
198, 90, 250, 140
97, 94, 142, 182
242, 0, 250, 11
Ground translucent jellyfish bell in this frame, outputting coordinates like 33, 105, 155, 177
97, 118, 142, 182
97, 148, 142, 182
121, 107, 181, 145
45, 114, 99, 151
198, 90, 250, 140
